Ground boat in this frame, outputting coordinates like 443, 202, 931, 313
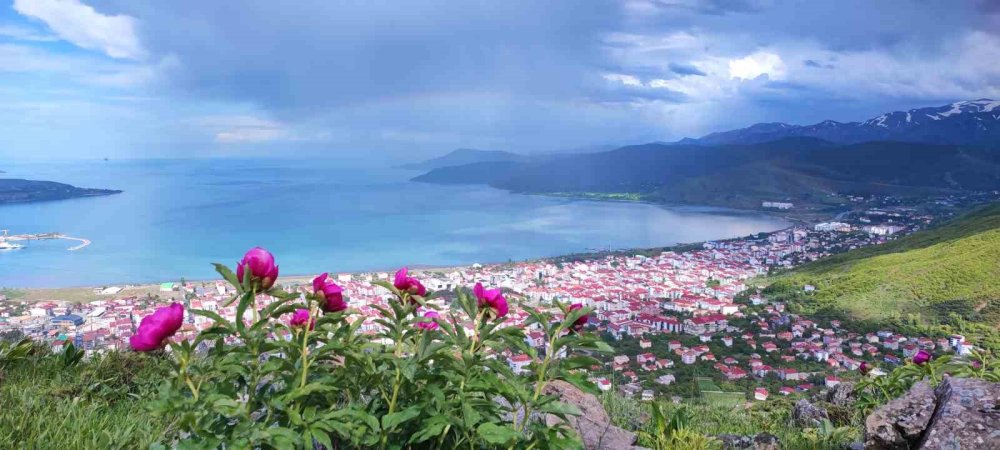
0, 241, 23, 250
0, 229, 23, 250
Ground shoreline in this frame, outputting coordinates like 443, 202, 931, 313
2, 193, 825, 297
6, 220, 802, 300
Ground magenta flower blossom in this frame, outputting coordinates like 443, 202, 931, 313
236, 247, 279, 290
393, 267, 426, 296
416, 311, 440, 331
289, 308, 314, 330
568, 303, 588, 332
913, 350, 932, 365
130, 303, 184, 352
473, 282, 508, 320
312, 273, 347, 313
859, 361, 871, 375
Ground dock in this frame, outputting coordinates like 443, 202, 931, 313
2, 230, 91, 251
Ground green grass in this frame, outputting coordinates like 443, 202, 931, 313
0, 349, 175, 449
770, 203, 1000, 325
602, 393, 859, 450
544, 192, 645, 202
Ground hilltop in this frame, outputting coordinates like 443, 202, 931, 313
768, 203, 1000, 330
0, 179, 122, 205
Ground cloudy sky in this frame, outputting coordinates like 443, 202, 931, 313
1, 0, 998, 161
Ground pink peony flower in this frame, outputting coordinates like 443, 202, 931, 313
312, 273, 347, 313
473, 282, 508, 320
568, 303, 588, 332
416, 311, 440, 331
859, 361, 871, 375
913, 350, 932, 365
289, 308, 314, 330
236, 247, 279, 290
393, 267, 426, 297
130, 303, 184, 352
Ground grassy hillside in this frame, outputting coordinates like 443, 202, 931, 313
769, 203, 1000, 330
0, 348, 172, 448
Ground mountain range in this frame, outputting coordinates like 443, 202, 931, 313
411, 99, 1000, 210
684, 99, 1000, 146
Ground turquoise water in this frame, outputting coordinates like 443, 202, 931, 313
0, 159, 789, 288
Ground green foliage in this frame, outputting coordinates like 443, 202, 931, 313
0, 338, 32, 368
769, 204, 1000, 345
147, 262, 611, 448
638, 403, 721, 450
60, 342, 85, 369
855, 351, 1000, 413
800, 419, 853, 450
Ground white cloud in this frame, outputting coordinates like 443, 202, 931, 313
196, 115, 334, 144
204, 117, 287, 144
728, 52, 785, 80
13, 0, 145, 59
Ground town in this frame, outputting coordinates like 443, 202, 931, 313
0, 193, 993, 405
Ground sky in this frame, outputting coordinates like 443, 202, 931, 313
1, 0, 999, 161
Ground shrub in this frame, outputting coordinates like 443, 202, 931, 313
147, 248, 611, 448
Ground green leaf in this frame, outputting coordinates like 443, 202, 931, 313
477, 423, 519, 445
212, 263, 240, 287
561, 355, 600, 371
381, 405, 422, 431
538, 400, 582, 417
190, 308, 228, 325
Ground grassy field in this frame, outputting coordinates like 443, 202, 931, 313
0, 348, 174, 448
695, 377, 746, 407
769, 203, 1000, 325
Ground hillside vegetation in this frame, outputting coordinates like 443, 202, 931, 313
768, 204, 1000, 334
413, 138, 1000, 209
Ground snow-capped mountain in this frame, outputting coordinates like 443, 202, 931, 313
689, 99, 1000, 146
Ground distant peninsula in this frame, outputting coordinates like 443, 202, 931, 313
397, 148, 528, 171
0, 179, 122, 205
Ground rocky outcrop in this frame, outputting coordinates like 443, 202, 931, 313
825, 381, 857, 407
542, 380, 637, 450
864, 377, 1000, 450
792, 399, 829, 428
864, 381, 936, 449
919, 377, 1000, 450
716, 433, 781, 449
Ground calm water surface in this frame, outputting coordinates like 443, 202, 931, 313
0, 159, 789, 288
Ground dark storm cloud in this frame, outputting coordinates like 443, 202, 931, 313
57, 0, 998, 157
98, 0, 621, 112
803, 60, 834, 69
668, 62, 707, 76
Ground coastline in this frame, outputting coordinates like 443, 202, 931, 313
5, 217, 802, 303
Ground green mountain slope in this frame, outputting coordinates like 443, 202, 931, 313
769, 204, 1000, 328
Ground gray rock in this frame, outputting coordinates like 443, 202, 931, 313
792, 399, 829, 428
826, 381, 857, 407
717, 433, 781, 449
918, 377, 1000, 450
864, 381, 936, 449
542, 380, 637, 450
753, 433, 781, 450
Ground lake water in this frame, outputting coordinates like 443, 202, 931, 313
0, 159, 789, 288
